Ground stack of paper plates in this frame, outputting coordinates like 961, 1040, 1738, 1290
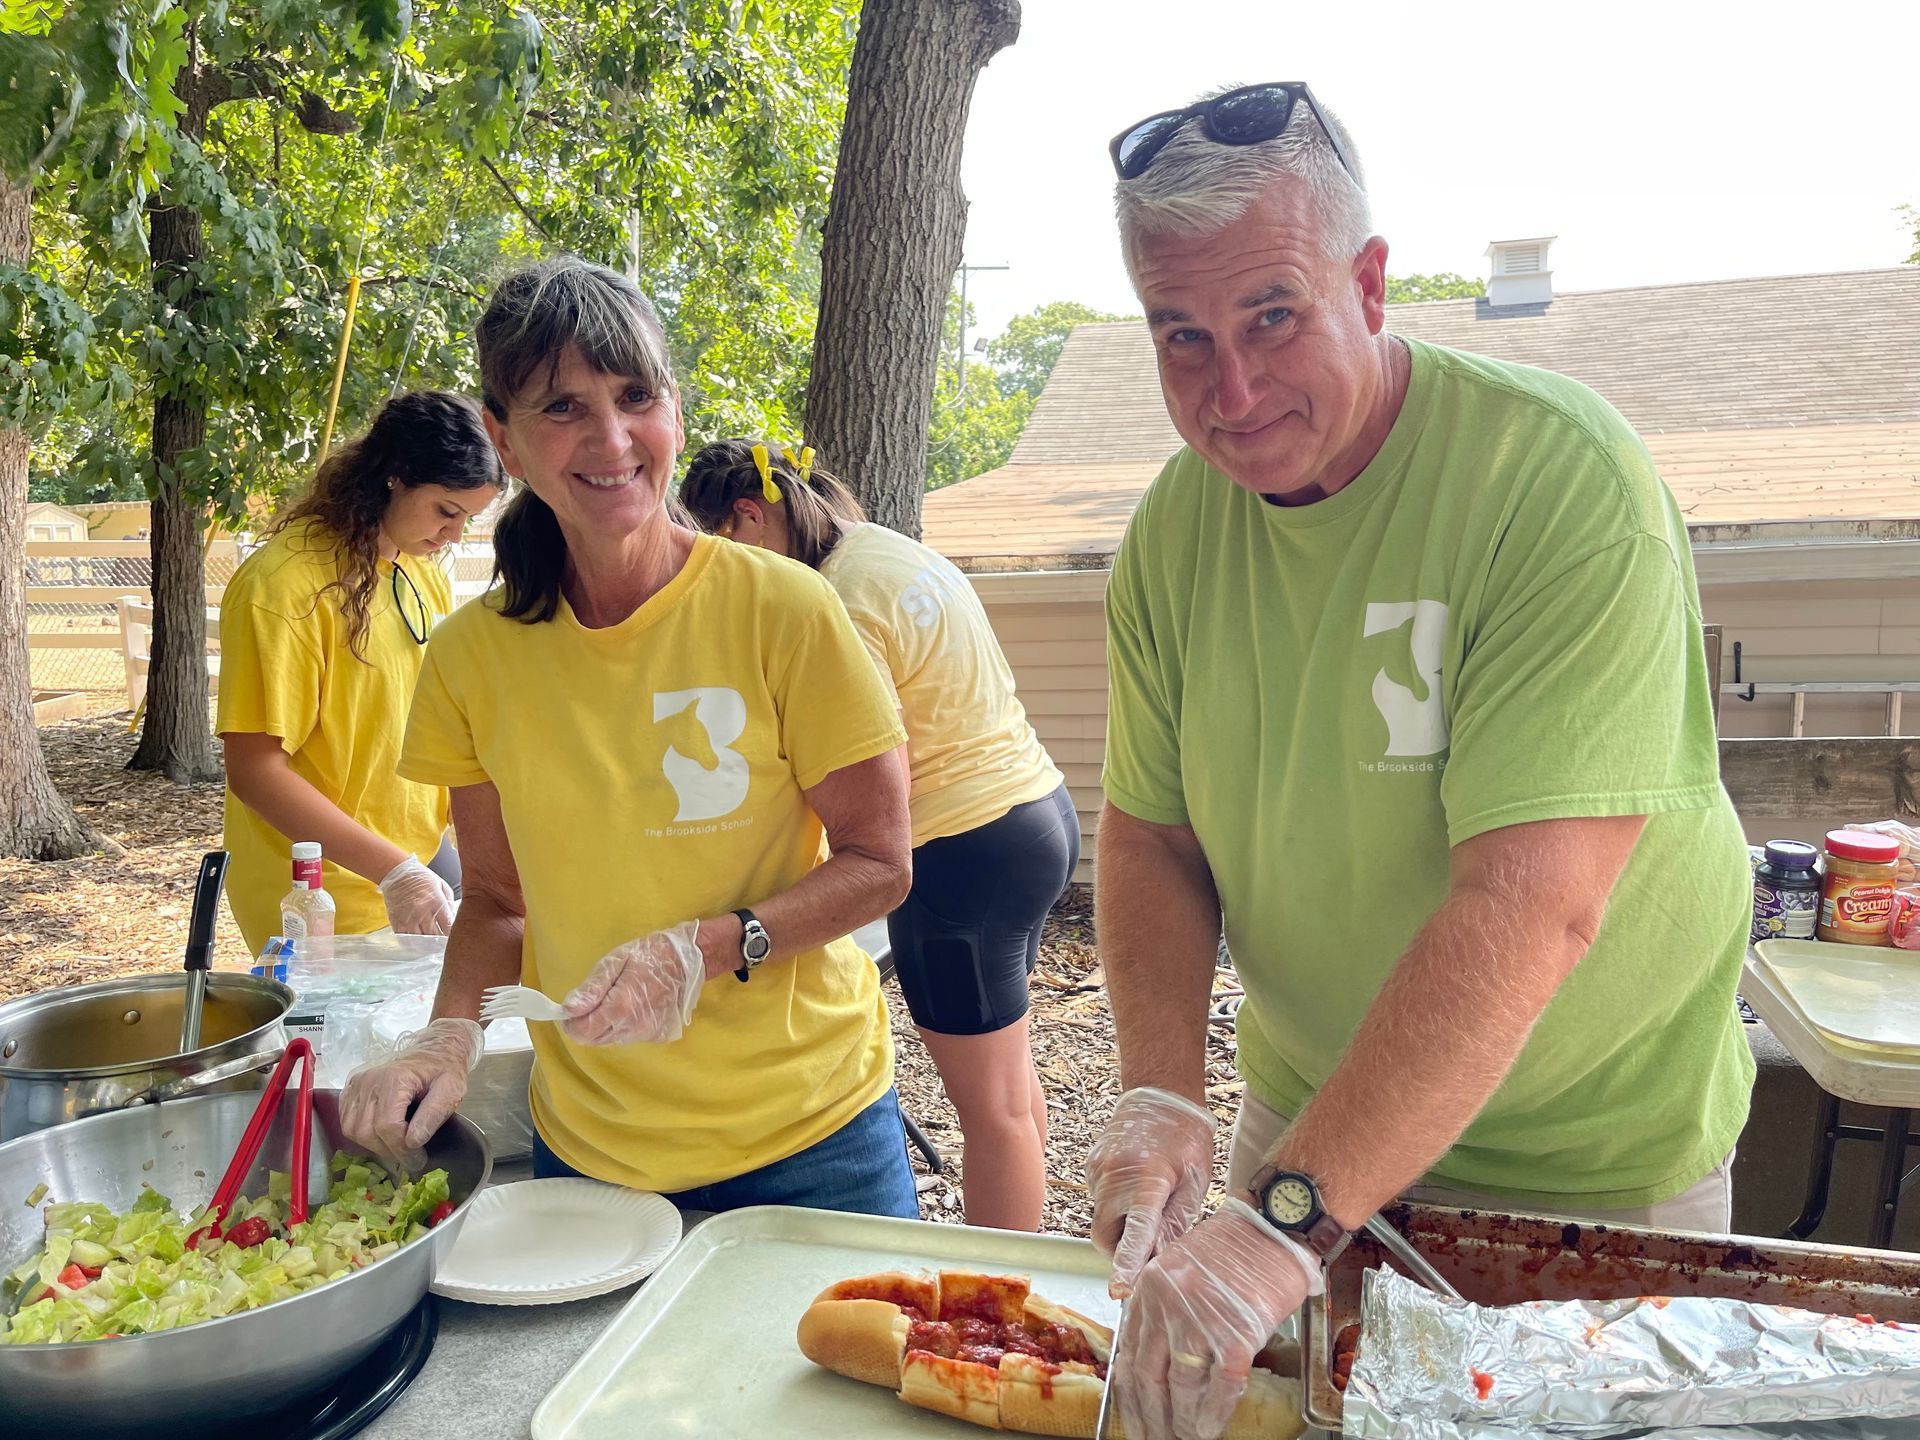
430, 1178, 684, 1306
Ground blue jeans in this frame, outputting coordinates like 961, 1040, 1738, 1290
532, 1087, 920, 1219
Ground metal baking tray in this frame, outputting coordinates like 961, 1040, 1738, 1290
1303, 1202, 1920, 1431
532, 1204, 1123, 1439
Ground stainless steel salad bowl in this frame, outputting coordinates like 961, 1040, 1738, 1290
0, 1086, 490, 1437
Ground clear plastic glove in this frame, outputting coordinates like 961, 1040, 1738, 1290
562, 921, 705, 1045
1113, 1198, 1323, 1440
1087, 1086, 1216, 1296
339, 1017, 484, 1174
378, 855, 457, 936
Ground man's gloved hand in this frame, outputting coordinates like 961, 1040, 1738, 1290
562, 921, 705, 1045
378, 855, 457, 935
1086, 1086, 1216, 1296
1111, 1198, 1323, 1440
339, 1017, 484, 1174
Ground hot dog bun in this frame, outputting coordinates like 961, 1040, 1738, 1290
795, 1268, 1304, 1438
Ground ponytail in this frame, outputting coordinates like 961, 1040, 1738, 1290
678, 439, 867, 571
491, 486, 569, 623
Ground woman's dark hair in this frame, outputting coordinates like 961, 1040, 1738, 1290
477, 257, 680, 623
271, 390, 502, 659
678, 439, 866, 571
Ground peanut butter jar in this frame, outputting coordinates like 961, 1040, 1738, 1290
1818, 829, 1901, 945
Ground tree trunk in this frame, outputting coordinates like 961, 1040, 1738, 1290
128, 71, 221, 782
805, 0, 1020, 538
0, 175, 94, 858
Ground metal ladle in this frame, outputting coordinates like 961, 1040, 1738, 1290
177, 851, 231, 1055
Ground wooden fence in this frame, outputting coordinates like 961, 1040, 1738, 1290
26, 541, 239, 697
26, 539, 495, 700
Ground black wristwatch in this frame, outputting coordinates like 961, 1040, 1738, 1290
1247, 1164, 1349, 1261
733, 908, 771, 983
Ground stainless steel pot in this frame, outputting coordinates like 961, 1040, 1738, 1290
0, 1087, 490, 1437
0, 972, 292, 1141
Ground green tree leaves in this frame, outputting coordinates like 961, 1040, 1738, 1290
5, 0, 855, 511
925, 361, 1029, 491
923, 295, 1121, 489
986, 299, 1128, 400
1384, 271, 1485, 304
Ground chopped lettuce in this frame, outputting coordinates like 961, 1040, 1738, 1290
0, 1155, 453, 1345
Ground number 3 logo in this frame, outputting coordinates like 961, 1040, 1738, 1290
653, 688, 751, 822
1362, 601, 1450, 758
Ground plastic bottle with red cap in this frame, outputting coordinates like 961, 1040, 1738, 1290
1818, 829, 1901, 946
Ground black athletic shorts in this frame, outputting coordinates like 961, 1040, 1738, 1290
886, 783, 1079, 1036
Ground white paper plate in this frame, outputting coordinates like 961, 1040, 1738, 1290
431, 1178, 684, 1305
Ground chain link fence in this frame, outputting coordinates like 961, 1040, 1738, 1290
26, 539, 498, 701
27, 545, 237, 698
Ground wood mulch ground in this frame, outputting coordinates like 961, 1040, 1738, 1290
3, 711, 1249, 1236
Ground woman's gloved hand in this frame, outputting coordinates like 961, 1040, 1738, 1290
562, 921, 706, 1045
1086, 1086, 1217, 1296
339, 1017, 484, 1174
378, 855, 457, 935
1111, 1198, 1323, 1440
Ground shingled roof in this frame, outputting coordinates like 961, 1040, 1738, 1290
925, 267, 1920, 561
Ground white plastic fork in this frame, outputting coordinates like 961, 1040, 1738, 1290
479, 984, 568, 1023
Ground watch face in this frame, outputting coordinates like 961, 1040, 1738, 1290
1263, 1176, 1314, 1227
744, 927, 771, 961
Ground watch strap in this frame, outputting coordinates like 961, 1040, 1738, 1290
732, 908, 766, 983
1293, 1210, 1348, 1261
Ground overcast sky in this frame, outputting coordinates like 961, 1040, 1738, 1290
956, 0, 1918, 340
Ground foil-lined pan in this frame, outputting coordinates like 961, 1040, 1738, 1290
1302, 1205, 1920, 1433
1341, 1266, 1920, 1438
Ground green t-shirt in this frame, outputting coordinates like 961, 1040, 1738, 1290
1103, 338, 1754, 1210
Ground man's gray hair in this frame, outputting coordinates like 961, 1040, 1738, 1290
1116, 87, 1372, 274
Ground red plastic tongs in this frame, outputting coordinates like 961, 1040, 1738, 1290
186, 1037, 316, 1247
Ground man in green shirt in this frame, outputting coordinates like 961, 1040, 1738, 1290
1087, 83, 1753, 1439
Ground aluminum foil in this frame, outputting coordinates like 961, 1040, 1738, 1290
1341, 1267, 1920, 1440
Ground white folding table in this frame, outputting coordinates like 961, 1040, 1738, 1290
1741, 949, 1920, 1247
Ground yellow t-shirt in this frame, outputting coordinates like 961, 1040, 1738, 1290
217, 521, 454, 957
398, 536, 906, 1193
820, 523, 1063, 848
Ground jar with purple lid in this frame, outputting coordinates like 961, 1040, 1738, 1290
1751, 839, 1822, 943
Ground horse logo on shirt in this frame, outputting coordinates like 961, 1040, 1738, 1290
653, 688, 750, 821
1362, 601, 1450, 757
900, 561, 963, 629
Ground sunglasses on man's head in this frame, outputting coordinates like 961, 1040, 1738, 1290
1109, 81, 1359, 186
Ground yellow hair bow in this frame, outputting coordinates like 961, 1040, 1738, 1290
781, 446, 815, 486
751, 443, 783, 504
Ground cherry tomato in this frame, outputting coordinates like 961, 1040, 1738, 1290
428, 1200, 456, 1227
55, 1264, 91, 1290
225, 1217, 272, 1248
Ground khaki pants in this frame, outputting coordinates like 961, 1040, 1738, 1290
1227, 1091, 1735, 1233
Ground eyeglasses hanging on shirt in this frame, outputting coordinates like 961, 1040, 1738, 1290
392, 561, 431, 645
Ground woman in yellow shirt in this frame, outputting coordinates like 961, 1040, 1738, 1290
218, 392, 504, 956
340, 259, 918, 1217
681, 443, 1078, 1230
